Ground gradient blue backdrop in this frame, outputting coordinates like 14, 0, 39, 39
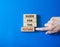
0, 0, 60, 47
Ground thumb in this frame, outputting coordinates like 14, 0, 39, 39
46, 31, 52, 34
46, 31, 57, 34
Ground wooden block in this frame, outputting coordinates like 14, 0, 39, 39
23, 23, 33, 27
24, 18, 37, 23
23, 14, 37, 19
21, 27, 35, 32
23, 22, 37, 27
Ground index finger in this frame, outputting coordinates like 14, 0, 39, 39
35, 27, 51, 31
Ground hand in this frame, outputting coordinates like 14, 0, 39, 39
36, 17, 60, 34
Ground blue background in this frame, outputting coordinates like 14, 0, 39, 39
0, 0, 60, 47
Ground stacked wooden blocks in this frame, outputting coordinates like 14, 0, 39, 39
21, 14, 37, 32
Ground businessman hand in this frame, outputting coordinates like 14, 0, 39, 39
36, 17, 60, 34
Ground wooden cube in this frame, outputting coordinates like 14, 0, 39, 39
24, 18, 37, 23
23, 14, 37, 19
23, 22, 37, 27
21, 27, 35, 32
